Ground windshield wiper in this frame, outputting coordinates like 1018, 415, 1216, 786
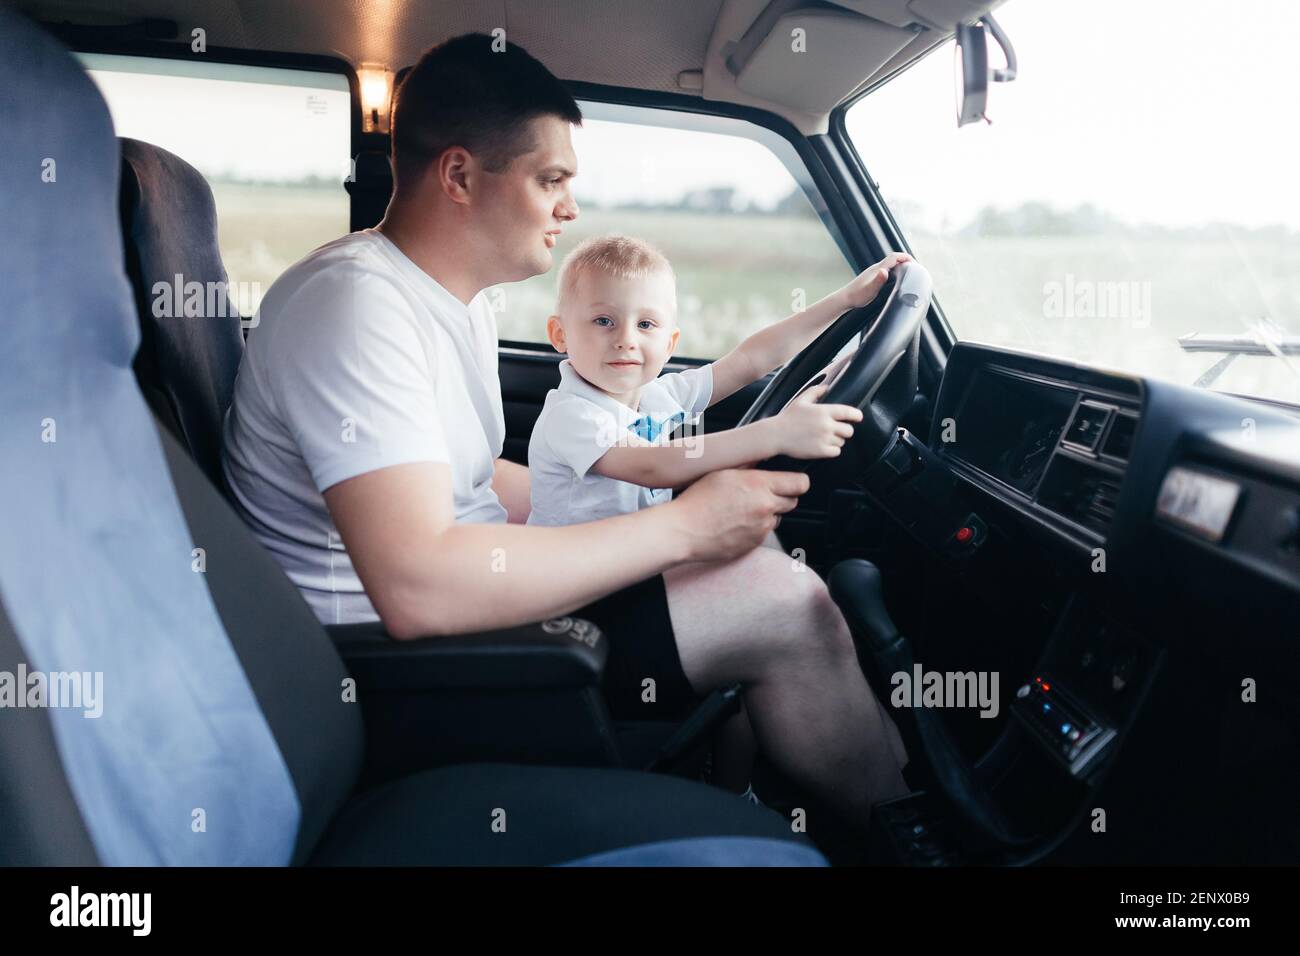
1179, 331, 1300, 356
1187, 229, 1300, 389
1179, 321, 1300, 389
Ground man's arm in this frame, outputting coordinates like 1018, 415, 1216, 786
492, 457, 531, 523
324, 461, 809, 640
707, 253, 912, 407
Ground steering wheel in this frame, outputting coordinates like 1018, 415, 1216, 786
737, 261, 933, 472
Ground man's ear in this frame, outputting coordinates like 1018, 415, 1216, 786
436, 146, 473, 204
546, 315, 567, 353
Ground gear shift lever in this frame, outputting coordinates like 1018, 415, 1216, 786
827, 559, 901, 655
829, 559, 1032, 853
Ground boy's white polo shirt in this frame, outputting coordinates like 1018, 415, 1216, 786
527, 358, 713, 527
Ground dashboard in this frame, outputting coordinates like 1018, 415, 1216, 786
929, 342, 1300, 597
858, 341, 1300, 862
942, 364, 1137, 541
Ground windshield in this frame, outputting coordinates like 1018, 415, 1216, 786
845, 0, 1300, 406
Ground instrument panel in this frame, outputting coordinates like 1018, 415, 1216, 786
935, 358, 1141, 543
931, 342, 1300, 594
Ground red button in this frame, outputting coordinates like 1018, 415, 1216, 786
955, 526, 974, 544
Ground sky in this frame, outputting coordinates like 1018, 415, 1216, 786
568, 119, 800, 209
83, 54, 354, 182
844, 0, 1300, 232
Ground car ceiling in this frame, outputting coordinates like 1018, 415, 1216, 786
27, 0, 1004, 132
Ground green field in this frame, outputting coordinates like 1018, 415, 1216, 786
210, 183, 1300, 405
210, 182, 348, 301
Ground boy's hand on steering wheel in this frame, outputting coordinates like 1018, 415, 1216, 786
766, 383, 862, 460
838, 252, 913, 310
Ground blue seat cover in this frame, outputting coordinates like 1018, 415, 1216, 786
0, 8, 300, 865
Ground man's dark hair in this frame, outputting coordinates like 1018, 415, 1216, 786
391, 33, 582, 184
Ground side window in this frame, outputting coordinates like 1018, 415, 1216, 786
495, 102, 854, 360
79, 53, 352, 316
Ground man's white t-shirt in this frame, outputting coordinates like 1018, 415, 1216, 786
527, 359, 713, 527
222, 229, 507, 624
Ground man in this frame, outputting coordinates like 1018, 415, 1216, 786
222, 33, 907, 828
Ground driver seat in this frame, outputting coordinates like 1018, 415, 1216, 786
0, 7, 824, 867
119, 136, 245, 494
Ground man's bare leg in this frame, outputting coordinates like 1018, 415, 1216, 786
665, 546, 909, 828
697, 530, 907, 771
705, 527, 775, 796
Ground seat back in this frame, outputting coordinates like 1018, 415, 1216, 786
0, 8, 363, 866
119, 137, 245, 490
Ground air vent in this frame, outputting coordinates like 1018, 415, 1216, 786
1102, 413, 1137, 461
1083, 475, 1124, 533
1037, 455, 1125, 537
1064, 400, 1112, 452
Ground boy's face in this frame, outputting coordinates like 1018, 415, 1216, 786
547, 269, 681, 404
474, 115, 579, 282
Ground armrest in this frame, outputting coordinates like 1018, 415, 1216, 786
327, 617, 607, 691
326, 617, 621, 787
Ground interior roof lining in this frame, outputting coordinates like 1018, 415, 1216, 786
23, 0, 1002, 133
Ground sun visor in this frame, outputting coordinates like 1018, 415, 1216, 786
728, 8, 918, 114
705, 0, 1006, 133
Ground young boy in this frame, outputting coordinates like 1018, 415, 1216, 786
527, 235, 911, 526
527, 234, 911, 796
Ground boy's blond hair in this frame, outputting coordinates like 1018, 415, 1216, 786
557, 235, 675, 311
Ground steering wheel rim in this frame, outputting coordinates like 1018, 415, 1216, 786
737, 261, 933, 472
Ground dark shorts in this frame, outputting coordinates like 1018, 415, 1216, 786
570, 574, 698, 721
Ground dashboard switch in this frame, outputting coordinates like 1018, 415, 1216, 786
946, 512, 988, 557
1012, 676, 1117, 777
